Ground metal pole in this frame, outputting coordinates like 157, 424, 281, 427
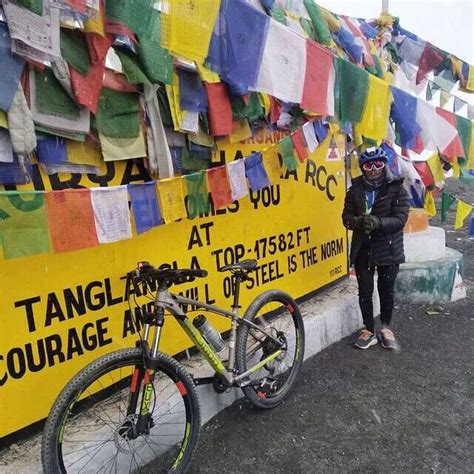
382, 0, 389, 13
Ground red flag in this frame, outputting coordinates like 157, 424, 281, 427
70, 62, 105, 114
45, 189, 99, 253
413, 161, 435, 187
416, 43, 444, 85
301, 40, 334, 115
86, 33, 113, 64
436, 107, 465, 159
269, 96, 281, 124
207, 166, 233, 209
205, 82, 233, 136
291, 128, 309, 162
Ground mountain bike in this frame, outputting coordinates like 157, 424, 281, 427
42, 259, 305, 473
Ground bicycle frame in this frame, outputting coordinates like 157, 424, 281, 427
141, 286, 285, 387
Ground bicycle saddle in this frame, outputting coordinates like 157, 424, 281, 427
218, 259, 257, 273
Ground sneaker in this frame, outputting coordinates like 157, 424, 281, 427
379, 328, 398, 350
353, 329, 378, 349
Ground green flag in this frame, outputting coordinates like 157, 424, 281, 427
184, 171, 210, 219
440, 191, 457, 223
335, 58, 369, 124
105, 0, 155, 37
0, 191, 50, 259
12, 0, 42, 15
137, 8, 173, 85
95, 88, 140, 138
60, 29, 91, 75
116, 50, 151, 86
303, 0, 332, 46
231, 93, 264, 124
278, 136, 298, 172
35, 69, 80, 121
269, 6, 288, 25
455, 115, 472, 159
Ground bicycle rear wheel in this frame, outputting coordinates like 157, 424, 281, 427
236, 290, 305, 409
42, 348, 200, 473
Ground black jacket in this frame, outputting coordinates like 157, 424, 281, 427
342, 177, 410, 266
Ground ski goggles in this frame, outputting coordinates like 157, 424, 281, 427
362, 160, 385, 171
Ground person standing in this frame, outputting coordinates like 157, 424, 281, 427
342, 147, 410, 350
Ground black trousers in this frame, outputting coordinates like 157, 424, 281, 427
354, 247, 399, 333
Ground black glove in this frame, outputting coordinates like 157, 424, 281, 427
349, 216, 365, 230
362, 215, 382, 235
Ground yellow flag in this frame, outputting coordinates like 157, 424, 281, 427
454, 200, 473, 229
262, 146, 281, 183
466, 65, 474, 91
229, 120, 252, 143
166, 72, 183, 131
426, 153, 445, 183
196, 63, 220, 83
66, 140, 103, 166
423, 190, 436, 217
355, 74, 392, 143
452, 158, 460, 179
157, 177, 187, 224
84, 3, 106, 36
467, 120, 474, 169
259, 93, 271, 117
168, 0, 221, 63
0, 111, 8, 129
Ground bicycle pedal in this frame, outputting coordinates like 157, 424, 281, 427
256, 377, 278, 395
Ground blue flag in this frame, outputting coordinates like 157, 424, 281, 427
36, 137, 68, 165
245, 152, 270, 192
313, 120, 329, 143
333, 27, 363, 64
0, 23, 25, 112
0, 157, 31, 185
208, 0, 269, 93
128, 181, 163, 234
178, 69, 208, 113
390, 87, 421, 148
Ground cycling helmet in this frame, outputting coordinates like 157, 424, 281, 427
359, 147, 388, 166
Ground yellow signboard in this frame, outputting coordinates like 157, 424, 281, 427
0, 130, 347, 437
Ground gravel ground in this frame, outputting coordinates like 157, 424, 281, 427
185, 179, 474, 473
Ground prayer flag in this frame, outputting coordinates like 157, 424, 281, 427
227, 159, 248, 201
99, 132, 147, 161
229, 120, 252, 143
278, 136, 298, 171
303, 0, 332, 46
454, 200, 473, 229
36, 137, 68, 165
69, 61, 106, 114
91, 186, 132, 243
436, 108, 465, 159
413, 161, 435, 187
467, 65, 474, 91
45, 189, 99, 253
245, 152, 270, 192
455, 115, 472, 159
426, 153, 445, 184
416, 43, 444, 85
440, 191, 456, 223
128, 182, 163, 234
303, 121, 318, 152
301, 40, 335, 116
178, 69, 208, 113
184, 171, 211, 219
253, 18, 306, 104
423, 190, 436, 217
0, 191, 50, 259
467, 120, 474, 169
105, 0, 155, 37
167, 0, 221, 63
66, 140, 103, 166
335, 58, 369, 124
390, 87, 421, 149
355, 74, 392, 143
0, 157, 31, 185
156, 177, 187, 224
205, 82, 233, 136
469, 215, 474, 236
0, 23, 25, 112
313, 120, 328, 143
262, 146, 281, 183
291, 128, 309, 162
207, 166, 233, 210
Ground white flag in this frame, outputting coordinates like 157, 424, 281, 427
251, 18, 306, 103
227, 160, 248, 201
91, 186, 132, 244
303, 122, 318, 152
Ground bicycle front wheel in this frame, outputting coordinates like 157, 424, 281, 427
236, 290, 305, 409
42, 348, 200, 473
